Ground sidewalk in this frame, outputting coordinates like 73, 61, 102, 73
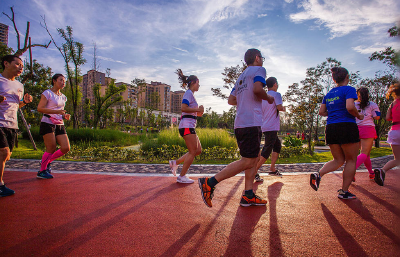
5, 155, 394, 175
0, 170, 399, 256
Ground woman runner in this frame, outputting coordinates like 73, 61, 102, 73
354, 87, 380, 180
310, 67, 364, 199
374, 83, 400, 186
36, 74, 70, 179
169, 69, 204, 183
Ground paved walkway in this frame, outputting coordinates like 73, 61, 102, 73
1, 170, 399, 256
5, 155, 394, 175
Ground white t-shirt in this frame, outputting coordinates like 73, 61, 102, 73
179, 89, 198, 129
261, 90, 282, 132
40, 89, 67, 125
0, 74, 24, 129
230, 66, 266, 129
355, 101, 380, 127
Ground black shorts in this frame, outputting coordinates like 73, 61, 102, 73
235, 126, 262, 158
39, 122, 67, 136
179, 128, 196, 137
261, 131, 281, 159
325, 122, 360, 145
0, 127, 18, 152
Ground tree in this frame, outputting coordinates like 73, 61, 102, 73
42, 19, 86, 128
211, 62, 247, 100
19, 60, 52, 126
91, 79, 127, 128
370, 25, 400, 71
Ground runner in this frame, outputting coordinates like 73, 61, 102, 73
198, 48, 274, 207
374, 83, 400, 186
36, 74, 70, 179
168, 69, 204, 184
354, 87, 380, 180
310, 67, 364, 199
254, 76, 285, 182
0, 55, 33, 197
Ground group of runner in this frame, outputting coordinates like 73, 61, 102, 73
0, 50, 397, 202
0, 55, 70, 197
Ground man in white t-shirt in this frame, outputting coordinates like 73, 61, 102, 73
254, 77, 285, 182
0, 55, 33, 197
198, 48, 274, 208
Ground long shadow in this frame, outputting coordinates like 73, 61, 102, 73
268, 182, 284, 257
384, 184, 400, 195
159, 224, 201, 257
342, 200, 400, 245
188, 177, 244, 256
1, 179, 165, 256
351, 184, 400, 216
321, 203, 368, 257
44, 183, 187, 256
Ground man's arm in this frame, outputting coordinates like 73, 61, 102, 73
253, 82, 274, 104
228, 94, 237, 106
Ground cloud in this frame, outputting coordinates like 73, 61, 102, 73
173, 47, 188, 53
258, 14, 268, 18
97, 56, 127, 64
353, 42, 400, 54
290, 0, 400, 38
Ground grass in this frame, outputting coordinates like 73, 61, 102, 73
12, 138, 393, 164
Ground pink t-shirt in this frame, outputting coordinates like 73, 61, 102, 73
391, 100, 400, 130
355, 101, 380, 127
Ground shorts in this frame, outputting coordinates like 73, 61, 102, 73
179, 128, 196, 137
39, 122, 67, 136
387, 129, 400, 145
325, 122, 360, 145
261, 131, 282, 159
0, 127, 18, 152
235, 126, 262, 158
358, 125, 377, 139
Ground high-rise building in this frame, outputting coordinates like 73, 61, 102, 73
0, 23, 9, 45
170, 90, 185, 114
137, 81, 171, 112
81, 70, 107, 103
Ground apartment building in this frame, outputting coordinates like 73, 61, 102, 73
170, 90, 185, 114
0, 23, 8, 45
137, 81, 171, 112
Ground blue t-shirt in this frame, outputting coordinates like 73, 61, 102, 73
322, 85, 357, 125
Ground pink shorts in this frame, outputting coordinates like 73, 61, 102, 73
387, 129, 400, 145
358, 125, 377, 139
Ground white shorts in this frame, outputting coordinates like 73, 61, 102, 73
387, 130, 400, 145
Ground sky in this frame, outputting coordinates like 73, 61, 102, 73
1, 0, 399, 114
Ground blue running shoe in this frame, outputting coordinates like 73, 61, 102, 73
0, 184, 15, 197
337, 189, 356, 199
37, 170, 53, 179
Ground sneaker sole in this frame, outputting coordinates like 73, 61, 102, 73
374, 169, 384, 186
177, 180, 194, 184
36, 176, 53, 179
338, 195, 357, 199
310, 174, 319, 191
198, 178, 212, 208
240, 202, 267, 207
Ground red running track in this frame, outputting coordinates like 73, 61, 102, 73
0, 171, 399, 256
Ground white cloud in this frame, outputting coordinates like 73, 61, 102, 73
290, 0, 400, 38
258, 14, 268, 18
97, 56, 127, 64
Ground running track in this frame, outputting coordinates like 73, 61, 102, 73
0, 170, 399, 256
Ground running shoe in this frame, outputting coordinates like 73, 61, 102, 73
310, 172, 321, 191
374, 168, 385, 186
177, 175, 194, 184
337, 189, 357, 199
254, 173, 264, 182
37, 170, 53, 179
0, 184, 15, 197
169, 160, 178, 176
369, 173, 375, 180
198, 177, 215, 208
240, 194, 268, 207
268, 170, 282, 176
47, 162, 52, 174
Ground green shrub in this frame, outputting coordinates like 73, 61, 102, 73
279, 146, 308, 158
314, 140, 326, 146
283, 136, 303, 147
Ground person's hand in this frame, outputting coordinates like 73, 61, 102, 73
23, 93, 33, 104
198, 105, 204, 113
64, 113, 71, 120
0, 95, 6, 103
57, 110, 67, 115
358, 113, 364, 120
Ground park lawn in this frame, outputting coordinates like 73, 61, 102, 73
11, 139, 393, 164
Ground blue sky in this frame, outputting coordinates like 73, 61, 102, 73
1, 0, 399, 113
